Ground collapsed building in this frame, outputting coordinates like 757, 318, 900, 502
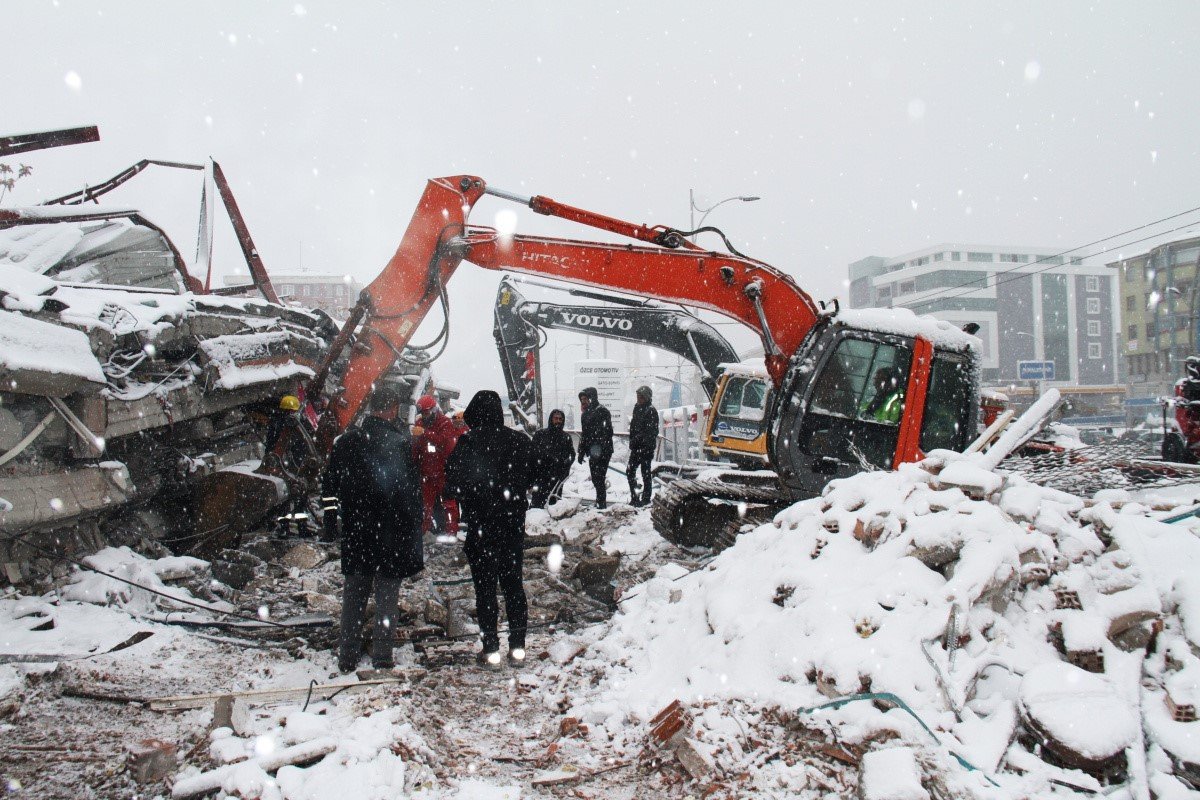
0, 130, 454, 587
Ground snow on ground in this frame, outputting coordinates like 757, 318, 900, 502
8, 454, 1200, 798
548, 451, 1200, 797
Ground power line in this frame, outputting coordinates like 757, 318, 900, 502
930, 215, 1200, 307
899, 204, 1200, 307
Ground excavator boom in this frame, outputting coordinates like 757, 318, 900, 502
311, 173, 980, 553
322, 175, 820, 438
493, 276, 740, 428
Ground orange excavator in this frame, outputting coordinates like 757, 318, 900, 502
306, 175, 982, 548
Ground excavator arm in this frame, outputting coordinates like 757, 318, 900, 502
317, 175, 820, 443
494, 276, 740, 428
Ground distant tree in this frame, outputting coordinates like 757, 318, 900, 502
0, 162, 33, 205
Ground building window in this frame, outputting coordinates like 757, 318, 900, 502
1147, 321, 1158, 339
950, 252, 962, 261
1087, 320, 1101, 336
933, 252, 944, 262
967, 252, 994, 262
877, 285, 892, 300
1086, 297, 1101, 315
1128, 325, 1137, 342
899, 280, 916, 295
1125, 295, 1135, 312
1088, 342, 1102, 359
1085, 275, 1100, 292
999, 253, 1027, 263
1071, 257, 1082, 266
1144, 263, 1154, 282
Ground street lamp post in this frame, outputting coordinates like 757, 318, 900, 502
689, 190, 760, 243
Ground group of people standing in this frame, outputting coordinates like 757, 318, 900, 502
320, 384, 658, 670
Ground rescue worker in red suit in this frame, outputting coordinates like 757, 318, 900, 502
1165, 356, 1200, 464
413, 395, 463, 535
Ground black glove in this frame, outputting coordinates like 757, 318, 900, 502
322, 510, 339, 542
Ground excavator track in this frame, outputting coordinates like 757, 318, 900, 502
651, 477, 789, 551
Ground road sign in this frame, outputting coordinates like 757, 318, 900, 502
1018, 360, 1056, 381
1060, 414, 1125, 427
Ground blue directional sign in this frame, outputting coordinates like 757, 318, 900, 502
1018, 360, 1056, 381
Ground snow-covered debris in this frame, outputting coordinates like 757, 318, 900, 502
171, 704, 433, 800
0, 308, 106, 386
859, 746, 929, 800
198, 330, 317, 389
564, 445, 1200, 793
60, 545, 227, 615
1018, 663, 1137, 763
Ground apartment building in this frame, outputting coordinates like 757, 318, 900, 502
224, 271, 362, 318
848, 244, 1120, 387
1110, 235, 1200, 398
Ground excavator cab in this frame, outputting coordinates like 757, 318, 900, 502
702, 366, 773, 468
770, 318, 979, 498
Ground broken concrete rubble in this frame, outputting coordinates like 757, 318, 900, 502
126, 738, 177, 784
280, 542, 326, 571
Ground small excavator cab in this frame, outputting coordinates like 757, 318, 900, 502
703, 369, 773, 467
770, 323, 978, 498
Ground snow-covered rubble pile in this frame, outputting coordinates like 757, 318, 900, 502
172, 704, 436, 800
568, 451, 1200, 795
61, 545, 232, 616
1, 547, 225, 653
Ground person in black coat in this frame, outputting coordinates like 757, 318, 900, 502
530, 409, 575, 509
445, 390, 532, 665
626, 385, 659, 506
321, 386, 423, 672
577, 386, 614, 509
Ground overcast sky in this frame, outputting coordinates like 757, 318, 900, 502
6, 1, 1200, 400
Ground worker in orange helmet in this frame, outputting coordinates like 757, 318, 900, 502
412, 394, 463, 537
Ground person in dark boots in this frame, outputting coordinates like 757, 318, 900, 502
530, 409, 575, 509
626, 385, 659, 507
577, 387, 614, 509
445, 390, 532, 666
321, 386, 423, 673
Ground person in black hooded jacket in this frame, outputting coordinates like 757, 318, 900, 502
445, 390, 532, 665
530, 409, 575, 509
626, 385, 659, 506
321, 386, 423, 672
577, 386, 614, 509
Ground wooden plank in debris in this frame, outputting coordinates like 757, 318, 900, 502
149, 678, 403, 712
965, 409, 1016, 454
0, 653, 71, 664
141, 613, 333, 630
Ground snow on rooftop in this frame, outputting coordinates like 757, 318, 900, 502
716, 358, 767, 377
836, 306, 980, 351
